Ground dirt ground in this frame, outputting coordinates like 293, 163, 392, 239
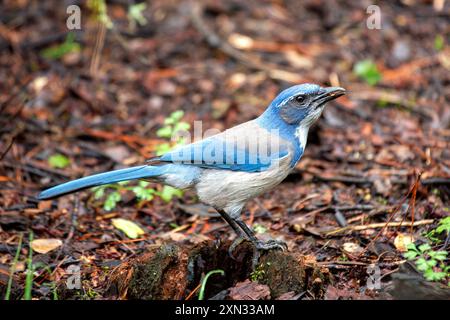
0, 0, 449, 300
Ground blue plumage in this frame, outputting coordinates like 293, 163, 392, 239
38, 165, 164, 199
38, 83, 345, 253
154, 131, 290, 172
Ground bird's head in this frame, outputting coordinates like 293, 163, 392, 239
269, 83, 346, 128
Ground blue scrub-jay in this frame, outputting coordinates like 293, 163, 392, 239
38, 83, 345, 252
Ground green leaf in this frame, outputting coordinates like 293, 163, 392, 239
93, 187, 105, 200
131, 185, 155, 201
111, 218, 145, 239
128, 2, 147, 27
48, 154, 70, 169
164, 117, 175, 125
159, 186, 183, 203
404, 251, 418, 260
139, 181, 150, 187
416, 258, 429, 272
173, 122, 190, 133
418, 243, 432, 252
104, 191, 121, 211
434, 35, 444, 51
353, 59, 382, 86
155, 143, 172, 156
436, 216, 450, 234
253, 223, 267, 234
424, 269, 446, 281
176, 137, 188, 146
41, 33, 81, 60
406, 243, 418, 252
426, 259, 437, 268
429, 250, 448, 261
170, 110, 184, 122
87, 0, 113, 28
156, 126, 173, 138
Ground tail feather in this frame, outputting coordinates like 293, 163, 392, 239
38, 165, 161, 200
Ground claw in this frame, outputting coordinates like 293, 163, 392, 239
251, 239, 288, 269
228, 237, 246, 260
254, 239, 288, 252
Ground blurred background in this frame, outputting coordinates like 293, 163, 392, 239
0, 0, 449, 300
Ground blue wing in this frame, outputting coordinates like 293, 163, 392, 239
150, 122, 291, 172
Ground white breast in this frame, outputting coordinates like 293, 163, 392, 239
295, 125, 309, 150
194, 155, 292, 218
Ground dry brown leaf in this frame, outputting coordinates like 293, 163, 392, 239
31, 239, 63, 254
394, 233, 414, 252
342, 242, 364, 255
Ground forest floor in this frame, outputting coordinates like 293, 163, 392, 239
0, 0, 449, 300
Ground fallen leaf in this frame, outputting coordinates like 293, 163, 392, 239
31, 239, 63, 254
342, 242, 364, 255
38, 200, 52, 211
112, 218, 145, 239
394, 233, 414, 252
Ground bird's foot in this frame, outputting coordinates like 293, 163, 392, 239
228, 237, 247, 260
227, 237, 288, 267
251, 239, 288, 269
254, 239, 288, 251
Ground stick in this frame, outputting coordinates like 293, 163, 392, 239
326, 219, 434, 236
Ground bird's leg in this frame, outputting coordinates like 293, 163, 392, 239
216, 209, 288, 265
234, 218, 288, 252
216, 209, 248, 259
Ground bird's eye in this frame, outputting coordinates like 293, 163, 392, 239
295, 95, 306, 103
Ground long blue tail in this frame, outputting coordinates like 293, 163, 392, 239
38, 165, 161, 200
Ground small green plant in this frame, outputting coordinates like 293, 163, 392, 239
48, 153, 71, 169
155, 110, 190, 156
92, 111, 189, 211
404, 217, 450, 285
33, 263, 58, 300
128, 2, 147, 31
434, 35, 444, 51
253, 223, 267, 234
404, 243, 448, 282
41, 33, 81, 60
425, 216, 450, 243
250, 264, 265, 282
198, 269, 225, 300
5, 233, 23, 300
436, 216, 450, 235
353, 59, 382, 86
23, 232, 34, 300
87, 0, 113, 28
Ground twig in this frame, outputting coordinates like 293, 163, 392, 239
408, 171, 422, 234
185, 282, 202, 300
326, 219, 434, 236
317, 260, 369, 267
421, 177, 450, 185
90, 21, 106, 77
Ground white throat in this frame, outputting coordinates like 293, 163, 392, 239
295, 125, 309, 150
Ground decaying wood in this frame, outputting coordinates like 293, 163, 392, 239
104, 240, 330, 300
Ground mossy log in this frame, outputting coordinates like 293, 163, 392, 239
105, 240, 330, 300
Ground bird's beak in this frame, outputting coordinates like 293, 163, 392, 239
317, 86, 346, 103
